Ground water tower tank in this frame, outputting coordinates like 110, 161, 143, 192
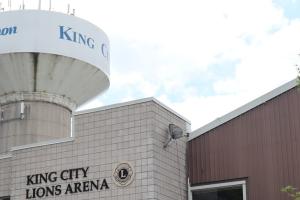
0, 10, 110, 153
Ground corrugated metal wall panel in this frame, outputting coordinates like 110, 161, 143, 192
188, 87, 300, 200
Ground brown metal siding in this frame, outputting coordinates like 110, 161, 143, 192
188, 87, 300, 200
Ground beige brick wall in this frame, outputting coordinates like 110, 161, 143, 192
0, 99, 190, 200
152, 103, 188, 200
0, 156, 11, 198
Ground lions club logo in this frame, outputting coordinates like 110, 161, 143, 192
113, 163, 134, 187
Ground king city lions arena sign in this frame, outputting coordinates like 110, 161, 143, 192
25, 163, 135, 199
25, 167, 109, 199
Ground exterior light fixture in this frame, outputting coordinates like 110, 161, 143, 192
163, 124, 188, 148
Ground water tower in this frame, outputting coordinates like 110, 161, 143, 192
0, 10, 110, 153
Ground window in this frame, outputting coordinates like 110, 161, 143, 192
189, 180, 246, 200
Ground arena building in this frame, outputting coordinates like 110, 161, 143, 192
0, 9, 189, 200
188, 79, 300, 200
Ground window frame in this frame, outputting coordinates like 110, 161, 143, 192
188, 180, 247, 200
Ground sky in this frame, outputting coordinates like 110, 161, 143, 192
4, 0, 300, 130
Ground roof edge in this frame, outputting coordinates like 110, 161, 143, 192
11, 137, 75, 151
74, 97, 191, 123
189, 79, 298, 141
0, 153, 12, 160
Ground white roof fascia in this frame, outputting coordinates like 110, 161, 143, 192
75, 97, 191, 124
0, 153, 12, 160
189, 79, 298, 141
11, 137, 75, 151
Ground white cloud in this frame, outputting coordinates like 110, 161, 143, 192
158, 91, 256, 130
76, 0, 299, 130
14, 0, 300, 130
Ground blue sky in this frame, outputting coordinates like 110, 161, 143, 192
274, 0, 300, 19
8, 0, 300, 130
